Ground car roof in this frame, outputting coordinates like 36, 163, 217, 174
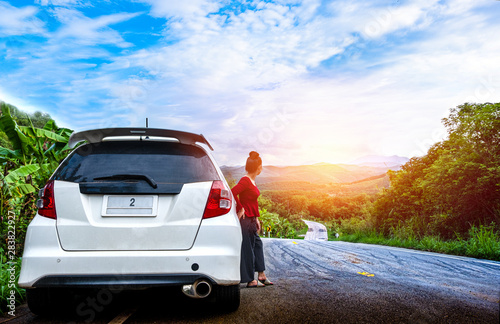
68, 128, 214, 151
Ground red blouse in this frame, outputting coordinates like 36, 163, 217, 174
231, 176, 260, 218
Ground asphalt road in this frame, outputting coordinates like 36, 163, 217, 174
4, 238, 500, 323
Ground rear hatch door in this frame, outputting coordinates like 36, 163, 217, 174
52, 141, 220, 251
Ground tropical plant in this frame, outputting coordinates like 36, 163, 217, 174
0, 103, 74, 314
0, 250, 25, 315
0, 102, 73, 257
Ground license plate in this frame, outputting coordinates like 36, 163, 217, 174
102, 195, 158, 217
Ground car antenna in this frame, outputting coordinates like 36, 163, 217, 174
145, 118, 149, 139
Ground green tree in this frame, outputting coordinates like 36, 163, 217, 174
372, 102, 500, 239
423, 103, 500, 235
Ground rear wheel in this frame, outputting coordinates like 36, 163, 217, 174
27, 288, 53, 315
214, 284, 240, 312
27, 288, 73, 316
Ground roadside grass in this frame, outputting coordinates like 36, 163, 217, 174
294, 227, 308, 239
0, 255, 25, 314
329, 225, 500, 261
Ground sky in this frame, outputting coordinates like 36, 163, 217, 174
1, 0, 499, 166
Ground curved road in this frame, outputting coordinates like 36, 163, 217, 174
4, 239, 500, 323
303, 220, 328, 241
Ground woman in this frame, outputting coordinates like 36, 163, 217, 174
232, 151, 273, 288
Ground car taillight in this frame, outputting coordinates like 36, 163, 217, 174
203, 180, 232, 219
36, 180, 57, 219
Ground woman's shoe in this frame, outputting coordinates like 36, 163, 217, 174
258, 278, 274, 285
247, 280, 265, 288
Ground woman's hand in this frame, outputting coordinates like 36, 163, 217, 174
237, 208, 245, 219
256, 218, 261, 233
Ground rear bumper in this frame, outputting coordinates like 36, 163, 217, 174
32, 274, 214, 289
19, 215, 242, 288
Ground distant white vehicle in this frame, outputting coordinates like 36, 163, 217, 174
303, 220, 328, 241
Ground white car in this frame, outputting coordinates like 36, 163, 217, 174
18, 128, 242, 314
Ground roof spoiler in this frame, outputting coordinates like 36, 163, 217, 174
68, 128, 214, 151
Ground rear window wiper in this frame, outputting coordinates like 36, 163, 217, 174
93, 174, 158, 189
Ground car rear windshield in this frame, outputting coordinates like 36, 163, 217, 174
52, 141, 220, 184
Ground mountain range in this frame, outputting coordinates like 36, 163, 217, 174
348, 155, 410, 168
222, 155, 409, 185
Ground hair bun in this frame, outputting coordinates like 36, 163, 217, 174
249, 151, 259, 159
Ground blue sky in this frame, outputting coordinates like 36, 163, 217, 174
1, 0, 499, 166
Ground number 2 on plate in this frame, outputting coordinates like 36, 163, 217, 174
130, 198, 135, 207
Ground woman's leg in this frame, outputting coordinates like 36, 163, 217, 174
254, 233, 265, 272
240, 217, 257, 283
254, 234, 273, 283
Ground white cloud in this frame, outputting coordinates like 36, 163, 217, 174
140, 0, 221, 18
0, 1, 47, 36
124, 1, 351, 98
1, 0, 499, 165
0, 6, 143, 113
52, 8, 140, 47
60, 0, 498, 164
441, 0, 491, 16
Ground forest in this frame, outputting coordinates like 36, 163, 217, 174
0, 101, 499, 314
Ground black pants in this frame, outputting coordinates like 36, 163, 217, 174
240, 216, 266, 283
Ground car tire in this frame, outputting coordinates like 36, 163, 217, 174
27, 288, 54, 315
214, 284, 240, 312
27, 288, 73, 316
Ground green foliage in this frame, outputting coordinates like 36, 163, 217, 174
261, 190, 373, 222
259, 208, 297, 239
372, 102, 500, 239
465, 224, 500, 260
0, 102, 73, 259
0, 103, 71, 312
3, 165, 40, 197
329, 223, 499, 261
0, 254, 25, 314
0, 102, 52, 129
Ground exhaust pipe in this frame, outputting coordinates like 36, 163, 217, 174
182, 279, 212, 299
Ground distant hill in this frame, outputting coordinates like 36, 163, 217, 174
254, 175, 390, 195
221, 162, 399, 186
221, 156, 409, 195
348, 155, 409, 168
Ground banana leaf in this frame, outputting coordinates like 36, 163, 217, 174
0, 103, 31, 155
13, 183, 37, 196
19, 126, 68, 143
3, 164, 40, 183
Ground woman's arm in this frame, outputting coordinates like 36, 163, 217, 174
237, 208, 245, 219
231, 177, 249, 217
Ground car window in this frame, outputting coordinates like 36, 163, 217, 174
53, 141, 220, 184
